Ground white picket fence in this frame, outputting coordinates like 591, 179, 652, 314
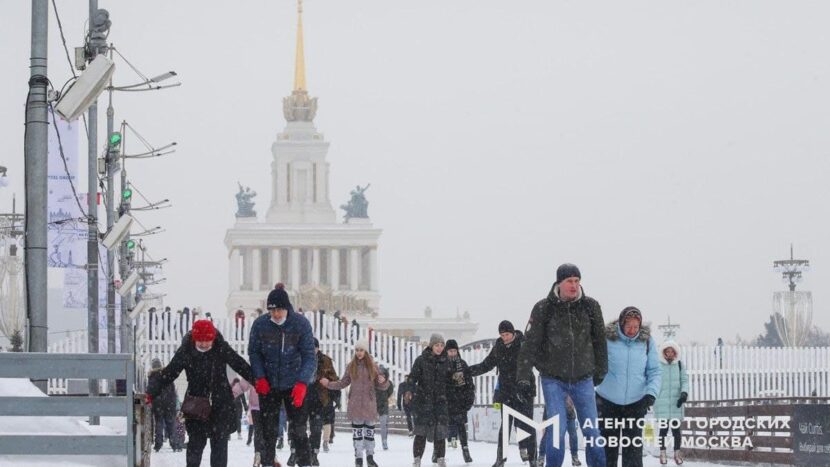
45, 311, 830, 402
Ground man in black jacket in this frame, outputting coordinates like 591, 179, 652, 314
469, 321, 537, 467
517, 263, 608, 467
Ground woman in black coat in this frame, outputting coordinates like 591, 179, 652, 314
409, 334, 451, 467
146, 320, 252, 467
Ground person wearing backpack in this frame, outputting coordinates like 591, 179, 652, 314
654, 341, 688, 465
517, 264, 608, 467
595, 307, 662, 467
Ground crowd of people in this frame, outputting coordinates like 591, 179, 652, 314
145, 263, 690, 467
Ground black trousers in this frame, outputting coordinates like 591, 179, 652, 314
248, 409, 263, 452
597, 395, 645, 467
403, 405, 414, 431
184, 419, 228, 467
309, 409, 324, 451
153, 409, 176, 448
497, 397, 536, 462
659, 426, 682, 451
260, 389, 311, 465
414, 435, 445, 459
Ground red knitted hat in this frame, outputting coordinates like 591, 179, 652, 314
191, 320, 217, 342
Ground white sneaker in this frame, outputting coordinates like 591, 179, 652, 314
412, 456, 421, 467
436, 458, 447, 467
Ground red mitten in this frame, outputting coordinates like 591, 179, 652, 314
291, 382, 307, 407
255, 377, 271, 395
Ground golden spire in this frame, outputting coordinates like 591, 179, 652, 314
293, 0, 307, 92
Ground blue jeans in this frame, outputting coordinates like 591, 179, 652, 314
540, 416, 579, 460
539, 376, 605, 467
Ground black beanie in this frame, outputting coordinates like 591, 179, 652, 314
556, 263, 582, 284
267, 288, 292, 310
498, 320, 515, 334
446, 339, 459, 351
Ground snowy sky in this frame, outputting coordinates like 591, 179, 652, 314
2, 1, 829, 345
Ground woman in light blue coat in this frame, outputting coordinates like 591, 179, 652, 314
595, 307, 661, 467
654, 341, 688, 465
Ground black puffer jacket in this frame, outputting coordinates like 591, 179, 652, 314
446, 357, 475, 417
517, 285, 608, 385
469, 331, 534, 402
146, 331, 253, 435
410, 347, 451, 428
147, 368, 177, 415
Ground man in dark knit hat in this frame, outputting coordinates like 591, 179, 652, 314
469, 320, 537, 466
248, 287, 317, 467
517, 263, 607, 467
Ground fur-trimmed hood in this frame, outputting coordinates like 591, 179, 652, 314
606, 319, 651, 343
658, 340, 681, 364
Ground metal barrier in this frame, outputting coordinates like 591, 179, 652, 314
0, 352, 134, 465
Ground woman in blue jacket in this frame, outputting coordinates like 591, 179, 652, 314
595, 307, 661, 467
654, 341, 688, 465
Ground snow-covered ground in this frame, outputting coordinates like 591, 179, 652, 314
152, 432, 710, 467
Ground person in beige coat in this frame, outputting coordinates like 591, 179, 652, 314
321, 338, 390, 467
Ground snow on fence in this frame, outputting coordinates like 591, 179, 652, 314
45, 311, 830, 402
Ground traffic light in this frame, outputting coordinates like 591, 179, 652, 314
136, 283, 146, 294
109, 132, 122, 148
122, 187, 132, 201
125, 239, 136, 250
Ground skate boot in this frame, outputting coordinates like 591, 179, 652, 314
366, 455, 379, 467
492, 458, 506, 467
277, 437, 284, 450
520, 448, 530, 462
451, 438, 458, 448
412, 456, 421, 467
571, 453, 582, 466
311, 449, 320, 466
462, 446, 473, 463
659, 450, 667, 465
286, 449, 296, 466
432, 452, 438, 464
355, 458, 363, 467
674, 449, 684, 465
436, 458, 447, 467
322, 440, 329, 452
253, 452, 261, 467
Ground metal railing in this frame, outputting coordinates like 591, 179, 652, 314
0, 353, 134, 464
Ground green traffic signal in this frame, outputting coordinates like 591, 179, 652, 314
122, 188, 132, 200
126, 239, 136, 250
109, 132, 122, 147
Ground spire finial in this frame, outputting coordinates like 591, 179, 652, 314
293, 0, 307, 92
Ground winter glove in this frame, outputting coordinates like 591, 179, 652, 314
676, 392, 688, 408
291, 382, 308, 407
493, 402, 502, 411
145, 394, 153, 405
639, 394, 656, 414
255, 377, 271, 395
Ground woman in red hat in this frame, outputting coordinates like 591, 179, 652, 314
147, 319, 253, 467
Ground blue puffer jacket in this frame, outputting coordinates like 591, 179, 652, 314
248, 310, 317, 391
596, 320, 661, 406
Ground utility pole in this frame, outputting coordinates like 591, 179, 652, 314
119, 123, 133, 355
86, 0, 109, 421
105, 47, 117, 361
25, 0, 49, 390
